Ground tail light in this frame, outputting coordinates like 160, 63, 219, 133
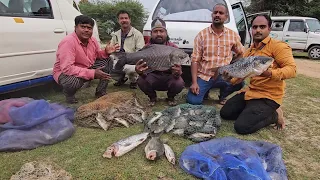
143, 30, 151, 44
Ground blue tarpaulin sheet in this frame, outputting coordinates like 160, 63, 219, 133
179, 137, 287, 180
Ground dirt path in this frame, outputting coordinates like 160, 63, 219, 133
295, 58, 320, 78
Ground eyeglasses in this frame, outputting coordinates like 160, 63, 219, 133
252, 25, 267, 30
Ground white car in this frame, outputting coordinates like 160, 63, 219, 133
0, 0, 101, 93
270, 16, 320, 60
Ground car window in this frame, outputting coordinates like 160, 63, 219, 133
0, 0, 52, 18
306, 19, 320, 32
152, 0, 229, 23
288, 20, 305, 32
271, 21, 286, 31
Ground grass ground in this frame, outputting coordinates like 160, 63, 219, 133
0, 64, 319, 179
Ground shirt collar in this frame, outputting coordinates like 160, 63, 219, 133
250, 36, 271, 48
209, 25, 226, 35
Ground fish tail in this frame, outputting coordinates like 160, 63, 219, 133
110, 52, 127, 71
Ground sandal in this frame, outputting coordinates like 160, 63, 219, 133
166, 98, 177, 106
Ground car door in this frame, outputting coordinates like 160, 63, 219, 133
0, 0, 66, 86
283, 19, 308, 50
231, 2, 250, 47
270, 19, 287, 41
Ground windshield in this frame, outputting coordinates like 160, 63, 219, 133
152, 0, 229, 23
306, 19, 320, 32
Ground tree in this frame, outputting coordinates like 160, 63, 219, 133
79, 0, 148, 42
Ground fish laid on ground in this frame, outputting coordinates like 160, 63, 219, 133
103, 132, 149, 158
188, 133, 215, 142
145, 136, 165, 160
213, 56, 274, 80
147, 112, 162, 126
110, 44, 190, 73
163, 144, 176, 165
96, 113, 112, 131
114, 117, 130, 128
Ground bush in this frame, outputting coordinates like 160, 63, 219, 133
79, 0, 148, 42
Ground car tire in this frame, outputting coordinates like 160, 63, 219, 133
308, 45, 320, 60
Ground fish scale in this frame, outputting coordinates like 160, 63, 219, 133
111, 44, 190, 73
216, 56, 274, 79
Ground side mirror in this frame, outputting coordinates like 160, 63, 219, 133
304, 28, 309, 33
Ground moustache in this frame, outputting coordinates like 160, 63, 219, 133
254, 33, 262, 36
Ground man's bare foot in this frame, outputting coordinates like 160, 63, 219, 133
274, 107, 285, 130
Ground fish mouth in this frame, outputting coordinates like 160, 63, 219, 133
147, 150, 157, 160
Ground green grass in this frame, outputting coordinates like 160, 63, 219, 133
1, 75, 320, 179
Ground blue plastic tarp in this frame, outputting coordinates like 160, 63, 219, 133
179, 137, 287, 180
0, 98, 75, 151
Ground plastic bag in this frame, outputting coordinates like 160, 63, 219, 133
0, 98, 75, 151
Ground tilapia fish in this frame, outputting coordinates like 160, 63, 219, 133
103, 132, 149, 158
213, 56, 274, 80
110, 44, 190, 73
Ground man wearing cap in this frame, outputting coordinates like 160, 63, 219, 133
110, 10, 145, 89
135, 18, 185, 106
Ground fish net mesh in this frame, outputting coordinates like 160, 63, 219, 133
74, 91, 148, 129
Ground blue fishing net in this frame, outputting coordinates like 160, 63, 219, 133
0, 98, 75, 151
179, 137, 287, 180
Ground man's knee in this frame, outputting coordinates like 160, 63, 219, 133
169, 77, 185, 90
220, 105, 233, 120
186, 91, 203, 105
234, 122, 251, 135
137, 76, 150, 90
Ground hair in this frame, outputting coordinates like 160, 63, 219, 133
213, 3, 228, 15
75, 15, 94, 27
251, 14, 272, 27
117, 10, 130, 18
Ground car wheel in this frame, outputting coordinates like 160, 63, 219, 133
308, 45, 320, 60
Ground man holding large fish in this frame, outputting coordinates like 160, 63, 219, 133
220, 15, 297, 134
133, 18, 186, 106
186, 3, 246, 105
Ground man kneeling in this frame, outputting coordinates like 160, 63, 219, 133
220, 15, 296, 134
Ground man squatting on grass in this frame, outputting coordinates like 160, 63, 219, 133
53, 15, 119, 104
220, 15, 297, 134
135, 18, 185, 107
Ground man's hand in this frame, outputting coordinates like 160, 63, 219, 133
260, 68, 272, 77
171, 64, 182, 77
105, 43, 120, 54
190, 83, 200, 95
94, 66, 111, 80
135, 59, 148, 75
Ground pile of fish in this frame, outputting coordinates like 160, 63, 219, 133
103, 132, 176, 165
102, 104, 221, 164
145, 104, 221, 142
75, 91, 150, 130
